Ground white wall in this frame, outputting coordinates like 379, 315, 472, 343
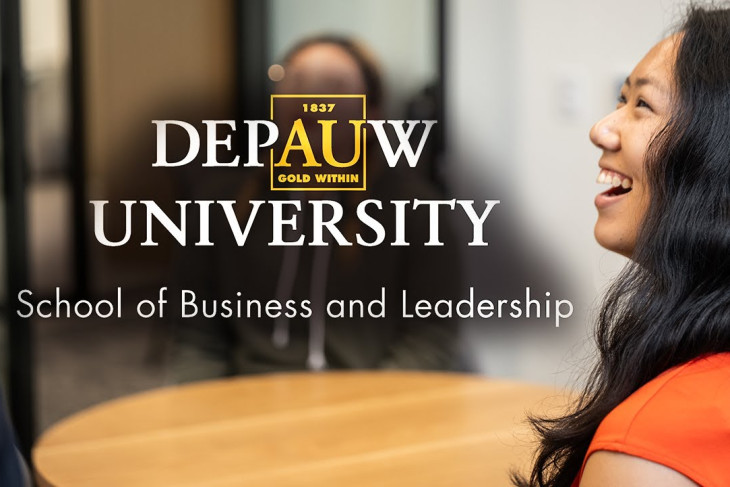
448, 0, 691, 387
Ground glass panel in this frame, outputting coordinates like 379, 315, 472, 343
21, 0, 75, 434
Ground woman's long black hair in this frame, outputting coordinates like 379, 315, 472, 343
514, 6, 730, 486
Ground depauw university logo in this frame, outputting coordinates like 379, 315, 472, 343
271, 94, 367, 191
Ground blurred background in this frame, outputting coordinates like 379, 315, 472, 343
0, 0, 690, 461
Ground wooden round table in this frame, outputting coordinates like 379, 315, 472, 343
33, 371, 568, 486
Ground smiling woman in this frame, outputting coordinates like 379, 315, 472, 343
514, 5, 730, 487
590, 36, 677, 258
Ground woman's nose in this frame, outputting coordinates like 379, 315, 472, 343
589, 113, 621, 151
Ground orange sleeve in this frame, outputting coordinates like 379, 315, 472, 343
575, 353, 730, 487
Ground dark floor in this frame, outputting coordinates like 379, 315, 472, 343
35, 313, 167, 432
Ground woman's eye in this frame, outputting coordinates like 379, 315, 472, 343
616, 94, 627, 107
636, 98, 652, 110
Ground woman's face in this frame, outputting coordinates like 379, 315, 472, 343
590, 35, 678, 257
276, 43, 367, 96
273, 43, 368, 157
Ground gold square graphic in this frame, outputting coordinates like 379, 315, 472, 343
270, 95, 367, 191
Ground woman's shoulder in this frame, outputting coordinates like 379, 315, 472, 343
586, 353, 730, 486
603, 353, 730, 430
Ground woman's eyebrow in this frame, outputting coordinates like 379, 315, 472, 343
625, 75, 666, 91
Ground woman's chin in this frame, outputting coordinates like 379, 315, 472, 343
594, 222, 634, 258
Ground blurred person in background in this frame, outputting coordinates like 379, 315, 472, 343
170, 35, 462, 379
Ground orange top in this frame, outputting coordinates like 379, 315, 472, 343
572, 353, 730, 487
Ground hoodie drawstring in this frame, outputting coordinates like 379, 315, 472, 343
272, 243, 301, 348
306, 244, 331, 370
271, 197, 331, 370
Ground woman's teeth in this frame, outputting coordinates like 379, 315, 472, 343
596, 168, 632, 189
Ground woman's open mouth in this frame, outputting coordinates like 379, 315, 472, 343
595, 168, 633, 208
